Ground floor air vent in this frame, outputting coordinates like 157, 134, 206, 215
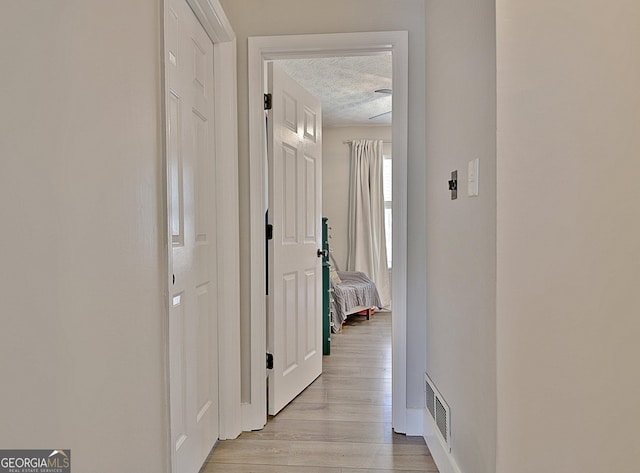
425, 373, 451, 451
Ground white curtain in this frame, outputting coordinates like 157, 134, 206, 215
347, 139, 391, 308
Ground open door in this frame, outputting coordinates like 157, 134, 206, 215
166, 0, 219, 470
266, 63, 323, 415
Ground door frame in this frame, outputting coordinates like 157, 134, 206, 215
162, 0, 241, 460
245, 31, 409, 433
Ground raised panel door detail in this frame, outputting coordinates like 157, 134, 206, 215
282, 272, 299, 377
304, 153, 317, 242
283, 92, 297, 133
304, 269, 318, 359
170, 293, 188, 452
282, 144, 298, 244
303, 106, 317, 142
167, 7, 179, 67
169, 92, 184, 247
192, 38, 206, 93
196, 283, 212, 421
193, 109, 209, 244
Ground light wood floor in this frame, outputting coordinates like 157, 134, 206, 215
203, 312, 438, 473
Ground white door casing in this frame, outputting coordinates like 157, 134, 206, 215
166, 0, 219, 470
267, 63, 323, 415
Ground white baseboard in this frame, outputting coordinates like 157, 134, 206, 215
423, 408, 463, 473
405, 408, 424, 436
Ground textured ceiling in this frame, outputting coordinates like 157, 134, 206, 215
277, 54, 392, 127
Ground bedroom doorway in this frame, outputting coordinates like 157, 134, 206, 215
275, 56, 393, 334
245, 31, 410, 434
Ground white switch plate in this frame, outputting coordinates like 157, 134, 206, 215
468, 158, 479, 197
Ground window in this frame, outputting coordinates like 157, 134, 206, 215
383, 155, 392, 269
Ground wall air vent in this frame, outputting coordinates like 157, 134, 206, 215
425, 379, 435, 419
425, 373, 451, 452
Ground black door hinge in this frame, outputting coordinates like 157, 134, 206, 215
266, 223, 273, 240
449, 170, 458, 200
266, 353, 274, 370
264, 93, 272, 111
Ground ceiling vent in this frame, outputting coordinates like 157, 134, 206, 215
425, 373, 451, 452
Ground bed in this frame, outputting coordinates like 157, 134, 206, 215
330, 270, 381, 332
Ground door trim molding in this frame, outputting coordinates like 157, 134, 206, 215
245, 31, 409, 433
186, 0, 234, 43
211, 35, 242, 441
162, 0, 241, 459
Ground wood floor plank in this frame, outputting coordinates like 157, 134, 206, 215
308, 375, 391, 391
286, 440, 379, 468
239, 419, 423, 445
322, 357, 392, 369
240, 419, 391, 443
276, 401, 392, 423
294, 386, 391, 405
205, 311, 438, 472
286, 441, 436, 470
203, 463, 340, 473
370, 443, 439, 471
208, 439, 291, 464
320, 365, 392, 379
342, 469, 435, 473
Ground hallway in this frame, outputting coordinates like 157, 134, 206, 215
203, 312, 438, 472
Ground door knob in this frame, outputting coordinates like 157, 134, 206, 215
317, 249, 328, 258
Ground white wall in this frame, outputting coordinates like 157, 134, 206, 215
496, 1, 640, 472
219, 0, 427, 410
323, 126, 392, 271
424, 1, 497, 472
0, 2, 168, 472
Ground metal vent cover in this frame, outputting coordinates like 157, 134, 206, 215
425, 379, 435, 419
424, 373, 451, 451
435, 397, 449, 444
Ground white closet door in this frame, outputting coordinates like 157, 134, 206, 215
166, 0, 219, 471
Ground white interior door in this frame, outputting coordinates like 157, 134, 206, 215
166, 0, 219, 471
267, 63, 323, 415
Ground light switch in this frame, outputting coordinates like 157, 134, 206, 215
467, 158, 479, 197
